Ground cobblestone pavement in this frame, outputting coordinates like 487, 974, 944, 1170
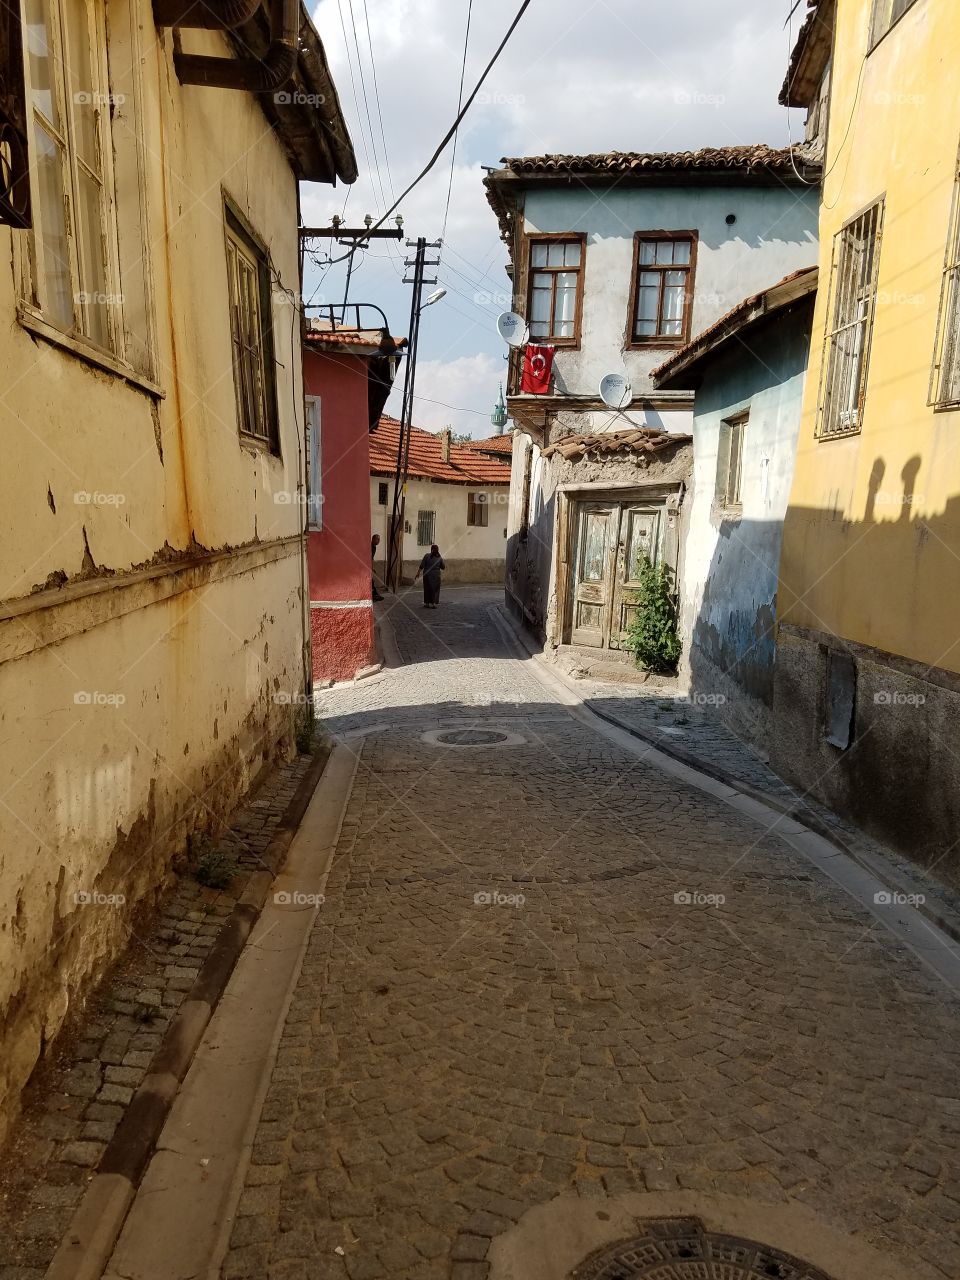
0, 750, 312, 1279
223, 587, 960, 1280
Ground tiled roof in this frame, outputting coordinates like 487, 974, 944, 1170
781, 0, 832, 107
304, 327, 407, 354
541, 428, 691, 462
652, 266, 818, 390
369, 418, 512, 486
495, 145, 806, 178
463, 434, 514, 457
484, 146, 819, 242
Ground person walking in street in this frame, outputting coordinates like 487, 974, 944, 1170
371, 533, 384, 602
415, 544, 445, 609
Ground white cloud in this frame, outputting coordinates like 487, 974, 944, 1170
393, 352, 506, 437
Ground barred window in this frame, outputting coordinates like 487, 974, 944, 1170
931, 154, 960, 409
378, 481, 388, 505
467, 492, 488, 527
817, 201, 884, 439
417, 510, 435, 546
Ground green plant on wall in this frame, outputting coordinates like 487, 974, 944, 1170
623, 555, 681, 674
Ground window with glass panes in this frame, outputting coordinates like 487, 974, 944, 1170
870, 0, 919, 46
225, 205, 278, 449
631, 235, 695, 343
22, 0, 116, 348
527, 238, 583, 342
931, 150, 960, 409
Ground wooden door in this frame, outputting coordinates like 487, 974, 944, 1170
609, 505, 663, 650
570, 504, 616, 647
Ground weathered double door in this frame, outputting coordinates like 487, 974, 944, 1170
569, 499, 663, 650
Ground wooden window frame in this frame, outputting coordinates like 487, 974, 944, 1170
815, 199, 884, 440
869, 0, 921, 51
416, 509, 435, 547
305, 395, 321, 529
930, 146, 960, 410
525, 232, 586, 348
224, 199, 279, 453
626, 231, 698, 348
714, 411, 747, 512
467, 491, 489, 527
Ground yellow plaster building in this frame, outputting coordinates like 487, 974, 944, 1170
775, 0, 960, 874
0, 1, 355, 1136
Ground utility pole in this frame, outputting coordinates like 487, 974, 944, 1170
386, 238, 441, 591
298, 219, 404, 308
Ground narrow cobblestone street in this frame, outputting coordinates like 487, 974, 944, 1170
221, 587, 960, 1280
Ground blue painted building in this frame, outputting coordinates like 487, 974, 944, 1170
654, 267, 818, 747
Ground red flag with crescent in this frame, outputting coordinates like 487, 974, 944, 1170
520, 343, 554, 395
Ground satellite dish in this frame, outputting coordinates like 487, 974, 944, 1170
599, 372, 633, 409
497, 312, 529, 348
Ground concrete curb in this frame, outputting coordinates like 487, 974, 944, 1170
491, 603, 960, 951
44, 741, 332, 1280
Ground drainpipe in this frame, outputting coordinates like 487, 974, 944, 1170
173, 0, 299, 91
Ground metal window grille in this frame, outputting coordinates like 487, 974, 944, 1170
817, 201, 884, 439
417, 510, 435, 546
467, 492, 489, 527
306, 397, 321, 529
931, 154, 960, 408
378, 481, 388, 505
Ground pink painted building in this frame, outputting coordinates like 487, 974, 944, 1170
303, 321, 403, 682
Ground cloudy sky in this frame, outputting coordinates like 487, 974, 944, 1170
302, 0, 805, 436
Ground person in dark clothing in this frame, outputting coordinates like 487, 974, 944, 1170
415, 544, 445, 608
370, 533, 384, 601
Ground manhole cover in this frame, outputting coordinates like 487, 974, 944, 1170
571, 1218, 834, 1280
436, 729, 509, 745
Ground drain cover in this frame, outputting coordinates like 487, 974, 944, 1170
435, 729, 508, 745
572, 1218, 833, 1280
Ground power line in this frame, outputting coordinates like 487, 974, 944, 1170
441, 0, 474, 248
361, 0, 396, 203
319, 0, 534, 267
346, 0, 391, 213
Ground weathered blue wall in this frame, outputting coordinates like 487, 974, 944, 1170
678, 296, 815, 746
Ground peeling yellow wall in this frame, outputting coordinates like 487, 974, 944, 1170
0, 13, 311, 1135
779, 0, 960, 670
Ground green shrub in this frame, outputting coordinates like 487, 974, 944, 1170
623, 556, 681, 674
295, 701, 316, 755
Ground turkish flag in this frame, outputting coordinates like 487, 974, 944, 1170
521, 344, 554, 395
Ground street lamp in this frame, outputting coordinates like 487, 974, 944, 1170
421, 288, 446, 311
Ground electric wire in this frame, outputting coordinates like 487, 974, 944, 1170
440, 0, 474, 250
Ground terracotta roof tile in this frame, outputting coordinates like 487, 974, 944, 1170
495, 145, 807, 178
541, 428, 691, 462
369, 418, 512, 485
463, 434, 514, 457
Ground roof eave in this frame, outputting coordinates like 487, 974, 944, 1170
779, 0, 835, 109
653, 269, 819, 390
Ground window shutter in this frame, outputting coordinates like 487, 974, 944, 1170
0, 1, 31, 227
715, 422, 732, 505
